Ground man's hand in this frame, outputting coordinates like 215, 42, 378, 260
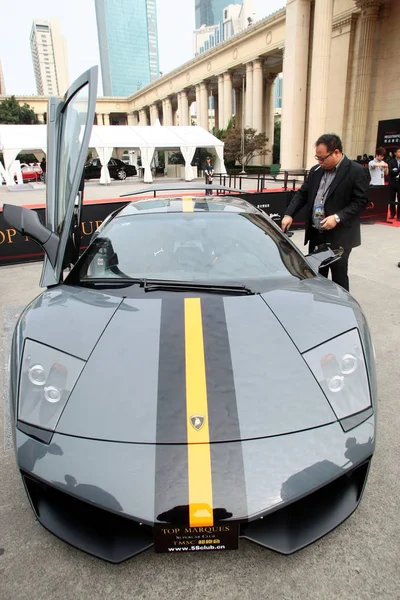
320, 215, 338, 230
281, 215, 293, 232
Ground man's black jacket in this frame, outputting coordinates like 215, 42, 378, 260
285, 156, 369, 249
388, 157, 400, 187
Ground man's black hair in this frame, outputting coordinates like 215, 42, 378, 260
315, 133, 343, 153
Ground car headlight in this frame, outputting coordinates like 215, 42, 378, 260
19, 340, 85, 431
303, 329, 371, 420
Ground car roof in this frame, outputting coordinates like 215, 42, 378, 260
117, 195, 261, 216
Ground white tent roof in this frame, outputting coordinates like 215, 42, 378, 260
0, 124, 225, 184
90, 125, 224, 150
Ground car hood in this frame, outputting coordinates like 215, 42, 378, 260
53, 284, 355, 443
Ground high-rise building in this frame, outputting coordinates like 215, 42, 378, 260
194, 1, 257, 56
30, 19, 69, 96
195, 0, 245, 29
95, 0, 160, 97
0, 59, 6, 95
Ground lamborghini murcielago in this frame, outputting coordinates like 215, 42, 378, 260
3, 66, 377, 563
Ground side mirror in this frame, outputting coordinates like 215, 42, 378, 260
305, 244, 343, 272
3, 204, 59, 267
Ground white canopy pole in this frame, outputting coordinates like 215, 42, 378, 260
140, 147, 155, 183
180, 146, 197, 181
3, 148, 22, 186
96, 146, 113, 184
214, 145, 227, 174
0, 160, 12, 185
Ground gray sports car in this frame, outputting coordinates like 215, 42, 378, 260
3, 67, 376, 563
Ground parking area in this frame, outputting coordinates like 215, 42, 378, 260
0, 223, 399, 600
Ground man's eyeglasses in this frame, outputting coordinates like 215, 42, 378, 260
314, 151, 335, 162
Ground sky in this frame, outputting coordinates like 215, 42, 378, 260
0, 0, 286, 97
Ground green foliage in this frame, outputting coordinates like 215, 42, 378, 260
169, 151, 184, 164
16, 153, 39, 164
0, 96, 39, 124
157, 151, 165, 169
212, 117, 235, 141
273, 119, 281, 165
223, 127, 269, 167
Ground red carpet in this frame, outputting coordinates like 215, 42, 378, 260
381, 207, 400, 227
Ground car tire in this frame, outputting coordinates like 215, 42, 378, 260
117, 170, 127, 180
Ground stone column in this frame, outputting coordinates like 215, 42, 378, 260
252, 59, 264, 134
127, 113, 137, 125
180, 90, 189, 126
305, 0, 334, 167
223, 72, 233, 129
264, 74, 278, 165
177, 92, 182, 125
96, 113, 103, 125
139, 109, 147, 126
351, 1, 381, 157
245, 62, 253, 128
152, 103, 160, 125
164, 97, 173, 126
280, 0, 312, 169
195, 84, 202, 127
235, 86, 243, 131
189, 100, 194, 126
213, 95, 219, 131
103, 113, 110, 125
200, 82, 209, 130
218, 74, 225, 131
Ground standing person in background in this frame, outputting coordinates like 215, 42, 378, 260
281, 133, 369, 292
388, 148, 400, 220
368, 147, 388, 186
40, 157, 46, 184
204, 157, 214, 185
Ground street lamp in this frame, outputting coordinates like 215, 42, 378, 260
240, 73, 246, 174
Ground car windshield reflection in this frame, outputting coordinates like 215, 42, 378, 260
73, 212, 313, 286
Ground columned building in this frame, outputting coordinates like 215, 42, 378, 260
10, 1, 398, 170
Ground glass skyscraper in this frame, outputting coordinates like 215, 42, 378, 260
195, 0, 242, 29
95, 0, 159, 97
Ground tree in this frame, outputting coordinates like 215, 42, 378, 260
0, 96, 39, 124
223, 127, 269, 167
212, 117, 235, 141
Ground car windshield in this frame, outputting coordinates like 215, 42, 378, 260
74, 212, 313, 285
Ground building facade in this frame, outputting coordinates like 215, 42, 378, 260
0, 59, 5, 95
95, 0, 160, 97
30, 20, 69, 96
11, 1, 399, 170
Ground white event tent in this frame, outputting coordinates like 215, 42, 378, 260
0, 124, 226, 185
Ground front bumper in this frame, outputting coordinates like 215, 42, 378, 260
16, 417, 375, 562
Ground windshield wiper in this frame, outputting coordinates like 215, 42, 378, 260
80, 277, 255, 295
142, 280, 255, 295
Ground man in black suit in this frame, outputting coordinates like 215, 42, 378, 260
281, 133, 369, 291
388, 148, 400, 220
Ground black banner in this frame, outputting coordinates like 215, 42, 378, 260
0, 201, 127, 266
376, 119, 400, 151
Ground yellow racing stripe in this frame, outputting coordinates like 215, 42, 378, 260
182, 195, 194, 212
184, 297, 214, 528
